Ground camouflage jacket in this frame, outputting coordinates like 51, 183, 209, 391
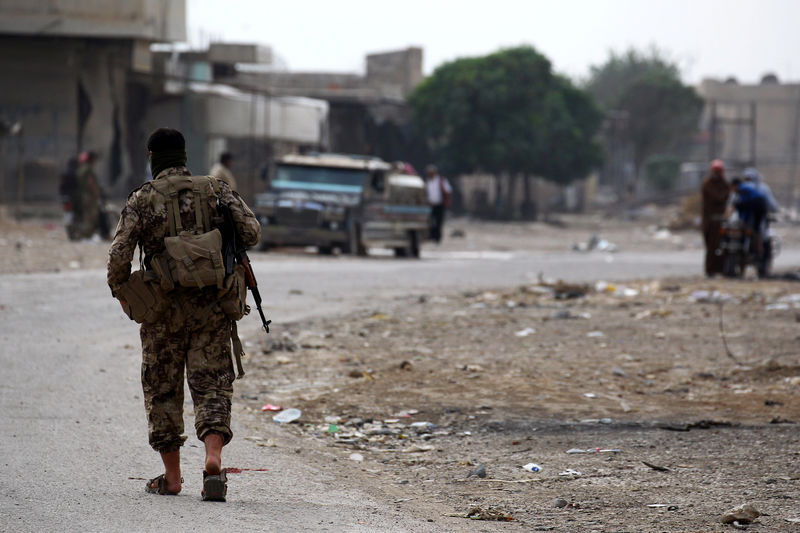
107, 166, 260, 296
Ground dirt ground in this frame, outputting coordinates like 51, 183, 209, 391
234, 275, 800, 532
3, 207, 800, 531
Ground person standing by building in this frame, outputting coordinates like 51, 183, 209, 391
701, 159, 730, 276
210, 152, 238, 191
76, 151, 100, 239
425, 164, 452, 243
107, 128, 260, 500
58, 156, 80, 240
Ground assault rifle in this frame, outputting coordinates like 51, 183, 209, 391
217, 202, 271, 335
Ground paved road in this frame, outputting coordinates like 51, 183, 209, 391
1, 246, 797, 531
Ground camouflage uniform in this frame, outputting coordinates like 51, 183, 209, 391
107, 166, 260, 453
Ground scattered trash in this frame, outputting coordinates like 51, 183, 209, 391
467, 464, 486, 478
566, 448, 620, 454
272, 408, 301, 424
402, 444, 435, 453
459, 364, 484, 372
634, 308, 672, 320
261, 404, 282, 412
765, 303, 790, 311
582, 393, 597, 399
586, 331, 604, 338
688, 290, 732, 304
393, 409, 419, 418
647, 504, 670, 508
515, 327, 536, 337
275, 355, 292, 365
611, 366, 627, 377
572, 234, 618, 253
721, 503, 760, 525
324, 415, 341, 424
399, 360, 413, 371
349, 453, 364, 462
652, 228, 673, 240
558, 469, 582, 477
548, 309, 591, 320
326, 424, 339, 434
522, 463, 541, 473
68, 260, 81, 269
642, 461, 670, 472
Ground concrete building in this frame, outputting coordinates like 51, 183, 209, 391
0, 0, 186, 202
699, 77, 800, 210
215, 47, 429, 171
148, 42, 330, 200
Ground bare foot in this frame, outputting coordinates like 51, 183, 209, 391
204, 433, 223, 475
164, 473, 182, 494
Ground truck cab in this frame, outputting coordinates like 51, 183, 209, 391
254, 153, 430, 257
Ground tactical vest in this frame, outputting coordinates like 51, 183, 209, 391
118, 173, 250, 377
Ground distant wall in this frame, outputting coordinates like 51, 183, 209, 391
699, 79, 800, 207
0, 0, 186, 41
0, 35, 142, 201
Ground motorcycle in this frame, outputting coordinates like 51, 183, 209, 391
717, 215, 780, 278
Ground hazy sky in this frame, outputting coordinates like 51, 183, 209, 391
187, 0, 800, 84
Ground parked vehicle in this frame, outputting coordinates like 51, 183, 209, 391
717, 215, 779, 278
254, 153, 430, 257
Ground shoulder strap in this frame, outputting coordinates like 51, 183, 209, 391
151, 175, 219, 236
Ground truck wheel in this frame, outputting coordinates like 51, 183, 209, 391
758, 240, 772, 278
345, 220, 366, 256
408, 231, 420, 258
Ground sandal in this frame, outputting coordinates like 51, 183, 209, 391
145, 474, 182, 495
201, 469, 227, 502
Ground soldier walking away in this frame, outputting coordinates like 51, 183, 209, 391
210, 152, 238, 191
107, 128, 260, 501
76, 151, 100, 239
701, 159, 730, 276
425, 164, 452, 243
58, 157, 80, 240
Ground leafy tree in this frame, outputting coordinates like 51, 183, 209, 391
409, 46, 603, 214
586, 49, 703, 190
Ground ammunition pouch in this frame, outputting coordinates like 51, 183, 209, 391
218, 263, 249, 320
162, 229, 226, 290
118, 270, 168, 324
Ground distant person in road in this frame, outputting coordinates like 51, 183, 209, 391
107, 128, 260, 501
425, 164, 452, 243
210, 152, 238, 191
701, 159, 730, 276
58, 156, 80, 240
76, 151, 100, 239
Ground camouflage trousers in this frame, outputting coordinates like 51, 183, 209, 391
140, 287, 235, 453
